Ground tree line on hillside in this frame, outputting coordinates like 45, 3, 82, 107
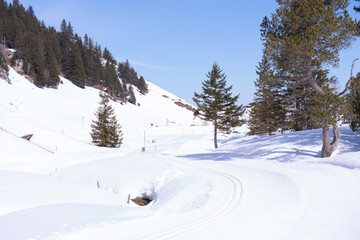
0, 0, 148, 103
247, 0, 360, 157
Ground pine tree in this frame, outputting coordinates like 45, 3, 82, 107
285, 75, 320, 131
350, 94, 360, 133
350, 73, 360, 132
262, 0, 357, 157
137, 76, 148, 94
248, 51, 286, 136
44, 42, 60, 87
68, 44, 86, 88
66, 21, 73, 38
102, 47, 116, 65
90, 92, 123, 148
0, 50, 9, 80
193, 62, 244, 148
60, 19, 67, 33
119, 59, 132, 84
25, 32, 46, 86
84, 34, 89, 46
128, 85, 136, 104
0, 50, 9, 72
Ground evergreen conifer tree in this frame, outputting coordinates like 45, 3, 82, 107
262, 0, 357, 157
67, 21, 74, 38
248, 51, 286, 136
68, 44, 86, 88
128, 85, 136, 104
90, 92, 123, 148
0, 50, 9, 80
0, 51, 9, 72
60, 19, 67, 34
84, 34, 89, 46
350, 73, 360, 132
44, 42, 60, 87
193, 62, 244, 148
137, 76, 148, 94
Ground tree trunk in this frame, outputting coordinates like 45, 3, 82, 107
330, 123, 341, 153
321, 125, 331, 158
321, 123, 341, 158
214, 122, 218, 149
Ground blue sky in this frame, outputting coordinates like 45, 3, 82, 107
14, 0, 360, 105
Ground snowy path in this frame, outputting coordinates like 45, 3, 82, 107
140, 158, 244, 240
1, 69, 360, 239
42, 147, 360, 240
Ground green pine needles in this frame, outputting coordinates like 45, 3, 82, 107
350, 73, 360, 133
248, 50, 287, 136
90, 92, 123, 148
255, 0, 358, 157
193, 62, 244, 149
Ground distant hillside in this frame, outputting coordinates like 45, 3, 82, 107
0, 0, 147, 103
0, 64, 200, 157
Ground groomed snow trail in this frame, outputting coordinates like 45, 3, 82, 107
2, 62, 360, 240
140, 158, 244, 240
42, 131, 360, 240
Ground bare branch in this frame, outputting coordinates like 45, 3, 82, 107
338, 58, 359, 97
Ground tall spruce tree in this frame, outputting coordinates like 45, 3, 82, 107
349, 73, 360, 132
193, 62, 244, 148
66, 21, 74, 38
0, 49, 8, 72
90, 92, 123, 148
351, 2, 360, 131
68, 43, 86, 88
248, 51, 286, 136
137, 76, 148, 94
262, 0, 357, 157
44, 41, 60, 87
0, 49, 9, 80
60, 19, 67, 34
128, 85, 136, 104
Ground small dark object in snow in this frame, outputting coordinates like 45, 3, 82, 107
21, 134, 33, 141
132, 197, 152, 206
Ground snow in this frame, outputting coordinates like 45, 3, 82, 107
1, 66, 360, 240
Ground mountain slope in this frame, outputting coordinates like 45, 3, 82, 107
0, 65, 202, 173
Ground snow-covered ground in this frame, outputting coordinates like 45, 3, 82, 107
1, 67, 360, 240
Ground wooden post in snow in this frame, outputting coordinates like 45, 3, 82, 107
142, 131, 146, 152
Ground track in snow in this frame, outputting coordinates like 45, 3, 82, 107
142, 159, 243, 240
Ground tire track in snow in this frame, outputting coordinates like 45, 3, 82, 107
143, 166, 243, 240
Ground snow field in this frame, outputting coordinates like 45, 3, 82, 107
1, 66, 360, 239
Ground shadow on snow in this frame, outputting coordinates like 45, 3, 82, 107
180, 126, 360, 163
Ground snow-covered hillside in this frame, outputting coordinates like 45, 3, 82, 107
0, 67, 204, 173
1, 66, 360, 240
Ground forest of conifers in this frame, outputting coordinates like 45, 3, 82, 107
0, 0, 148, 104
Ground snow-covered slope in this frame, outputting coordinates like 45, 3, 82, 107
1, 66, 360, 240
0, 67, 203, 173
